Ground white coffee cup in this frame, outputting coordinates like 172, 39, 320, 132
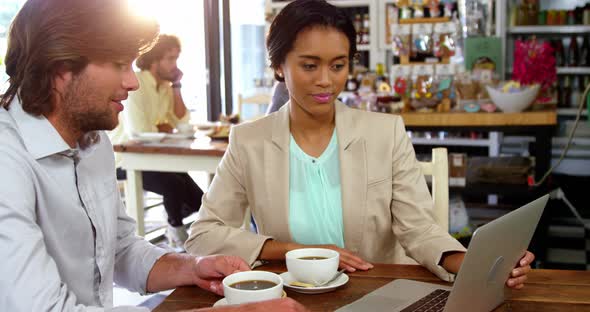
286, 248, 339, 285
176, 122, 194, 135
222, 271, 283, 305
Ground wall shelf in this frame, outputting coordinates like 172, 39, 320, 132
508, 25, 590, 34
411, 137, 494, 147
557, 108, 588, 117
556, 67, 590, 75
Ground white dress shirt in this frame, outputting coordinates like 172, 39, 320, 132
0, 96, 169, 311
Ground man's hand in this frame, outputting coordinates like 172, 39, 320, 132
196, 298, 309, 312
228, 298, 309, 312
191, 255, 251, 296
157, 123, 174, 133
172, 68, 183, 84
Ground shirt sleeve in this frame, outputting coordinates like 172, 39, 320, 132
185, 127, 272, 265
0, 144, 150, 312
112, 195, 170, 294
164, 87, 189, 128
389, 117, 466, 282
123, 88, 157, 134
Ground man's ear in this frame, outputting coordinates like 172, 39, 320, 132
53, 65, 73, 95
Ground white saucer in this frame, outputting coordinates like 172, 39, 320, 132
213, 290, 287, 307
280, 272, 349, 294
131, 132, 165, 142
165, 132, 195, 140
213, 298, 230, 307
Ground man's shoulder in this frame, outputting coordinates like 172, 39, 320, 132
0, 109, 24, 148
0, 109, 34, 169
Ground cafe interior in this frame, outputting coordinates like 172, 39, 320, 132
1, 0, 590, 310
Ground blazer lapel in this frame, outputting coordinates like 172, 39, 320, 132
263, 103, 292, 242
335, 102, 367, 253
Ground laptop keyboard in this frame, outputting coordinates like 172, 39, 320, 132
400, 289, 450, 312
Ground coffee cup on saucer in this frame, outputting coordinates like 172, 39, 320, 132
222, 271, 283, 305
285, 248, 339, 285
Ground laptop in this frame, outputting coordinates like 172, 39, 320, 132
337, 194, 549, 312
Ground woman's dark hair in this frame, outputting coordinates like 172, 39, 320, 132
266, 0, 357, 82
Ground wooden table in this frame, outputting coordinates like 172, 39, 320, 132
153, 262, 590, 311
113, 137, 227, 235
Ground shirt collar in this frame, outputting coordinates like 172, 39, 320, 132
7, 95, 99, 160
138, 70, 158, 89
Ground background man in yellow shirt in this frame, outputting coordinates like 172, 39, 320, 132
110, 35, 203, 249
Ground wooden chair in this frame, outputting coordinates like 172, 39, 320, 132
237, 93, 271, 121
419, 147, 450, 232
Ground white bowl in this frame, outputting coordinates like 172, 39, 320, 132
176, 123, 195, 135
222, 271, 283, 305
285, 248, 339, 285
485, 84, 539, 113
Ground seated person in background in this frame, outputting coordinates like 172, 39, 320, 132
186, 0, 532, 289
109, 34, 204, 248
266, 81, 290, 114
0, 1, 307, 311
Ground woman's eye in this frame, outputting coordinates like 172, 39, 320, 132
332, 64, 345, 71
302, 64, 316, 70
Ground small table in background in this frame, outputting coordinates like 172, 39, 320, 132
113, 137, 227, 236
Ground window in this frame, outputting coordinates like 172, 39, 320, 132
129, 0, 210, 122
229, 0, 270, 117
0, 0, 25, 90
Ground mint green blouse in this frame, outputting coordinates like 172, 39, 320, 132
288, 131, 345, 248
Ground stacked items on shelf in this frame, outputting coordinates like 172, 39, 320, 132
352, 9, 371, 45
387, 3, 458, 65
385, 0, 458, 25
510, 0, 590, 26
342, 63, 510, 114
552, 35, 590, 108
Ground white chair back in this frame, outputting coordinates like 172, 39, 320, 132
237, 93, 271, 121
419, 148, 449, 232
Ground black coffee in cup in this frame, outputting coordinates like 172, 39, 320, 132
229, 280, 277, 290
298, 256, 328, 260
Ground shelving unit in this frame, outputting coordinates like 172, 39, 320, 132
266, 0, 381, 69
497, 0, 590, 180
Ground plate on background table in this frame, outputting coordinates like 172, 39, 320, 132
165, 132, 195, 140
212, 290, 287, 307
280, 272, 349, 294
131, 132, 166, 143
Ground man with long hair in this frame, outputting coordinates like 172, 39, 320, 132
109, 34, 203, 249
0, 0, 306, 311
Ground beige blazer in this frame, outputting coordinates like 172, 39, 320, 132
186, 102, 466, 281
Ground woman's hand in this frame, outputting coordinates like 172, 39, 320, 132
506, 251, 534, 289
314, 244, 373, 272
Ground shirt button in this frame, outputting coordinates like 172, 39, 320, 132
312, 160, 316, 163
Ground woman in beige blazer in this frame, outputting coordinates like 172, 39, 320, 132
186, 0, 533, 287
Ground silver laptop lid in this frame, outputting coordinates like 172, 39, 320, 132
444, 194, 549, 312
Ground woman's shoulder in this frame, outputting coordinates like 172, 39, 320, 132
231, 113, 277, 142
